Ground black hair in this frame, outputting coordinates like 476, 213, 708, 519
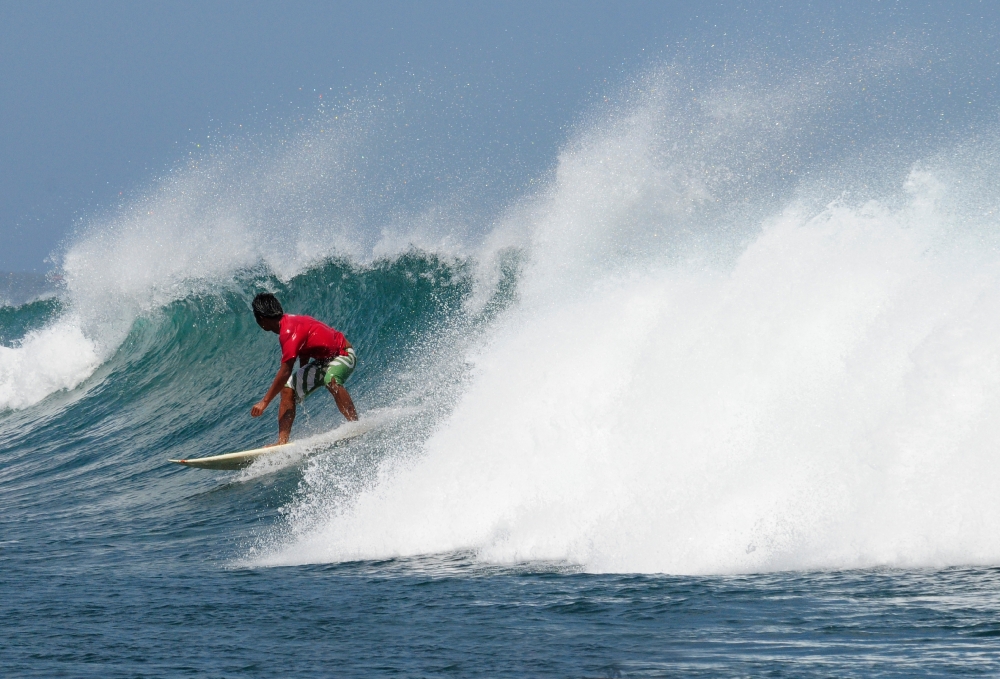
252, 292, 284, 319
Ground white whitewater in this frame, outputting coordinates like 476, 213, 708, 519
261, 67, 1000, 574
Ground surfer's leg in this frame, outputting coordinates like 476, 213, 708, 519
277, 386, 296, 444
327, 381, 359, 421
323, 349, 358, 421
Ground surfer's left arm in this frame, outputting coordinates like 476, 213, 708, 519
251, 358, 295, 417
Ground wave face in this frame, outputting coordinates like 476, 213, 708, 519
5, 46, 1000, 576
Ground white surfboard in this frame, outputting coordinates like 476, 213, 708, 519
169, 418, 377, 470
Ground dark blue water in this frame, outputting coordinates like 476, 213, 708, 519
6, 554, 1000, 676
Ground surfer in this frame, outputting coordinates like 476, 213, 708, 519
250, 292, 358, 444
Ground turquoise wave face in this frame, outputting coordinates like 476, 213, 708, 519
0, 251, 520, 556
0, 297, 63, 347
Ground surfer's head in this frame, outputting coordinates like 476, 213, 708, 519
252, 292, 283, 332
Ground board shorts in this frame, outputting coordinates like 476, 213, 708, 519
286, 348, 356, 403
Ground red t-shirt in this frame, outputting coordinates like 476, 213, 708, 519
278, 314, 348, 363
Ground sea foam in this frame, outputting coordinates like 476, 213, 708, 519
261, 68, 1000, 574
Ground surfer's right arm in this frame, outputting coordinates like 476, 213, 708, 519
251, 358, 295, 417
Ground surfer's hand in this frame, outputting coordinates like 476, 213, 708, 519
251, 400, 268, 417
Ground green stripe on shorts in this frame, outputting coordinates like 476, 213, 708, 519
324, 348, 356, 387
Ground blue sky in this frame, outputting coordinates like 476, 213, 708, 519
0, 1, 992, 272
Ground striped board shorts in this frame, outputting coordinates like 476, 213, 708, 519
286, 348, 357, 403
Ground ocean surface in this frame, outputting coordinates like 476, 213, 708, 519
6, 31, 1000, 676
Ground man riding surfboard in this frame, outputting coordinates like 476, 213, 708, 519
250, 292, 358, 444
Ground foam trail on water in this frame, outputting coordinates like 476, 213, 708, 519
259, 64, 1000, 574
